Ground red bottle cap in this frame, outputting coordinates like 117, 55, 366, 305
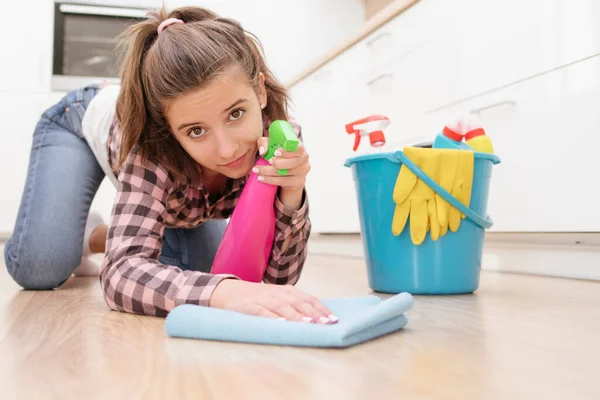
369, 131, 386, 147
442, 125, 464, 141
465, 127, 486, 140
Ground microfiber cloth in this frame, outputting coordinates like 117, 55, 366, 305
165, 292, 414, 348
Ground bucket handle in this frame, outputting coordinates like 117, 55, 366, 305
394, 150, 494, 229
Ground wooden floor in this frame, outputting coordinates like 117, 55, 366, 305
1, 242, 599, 400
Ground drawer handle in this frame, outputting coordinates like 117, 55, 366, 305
366, 32, 391, 47
470, 101, 515, 115
367, 73, 393, 87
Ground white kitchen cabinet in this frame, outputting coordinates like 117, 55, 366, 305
367, 0, 600, 114
292, 1, 445, 233
290, 38, 372, 120
290, 0, 600, 233
430, 0, 600, 111
359, 0, 565, 112
439, 0, 561, 108
424, 55, 600, 232
299, 81, 367, 233
360, 39, 462, 136
291, 0, 442, 119
556, 0, 600, 66
357, 0, 433, 76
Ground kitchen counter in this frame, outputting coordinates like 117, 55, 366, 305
286, 0, 420, 88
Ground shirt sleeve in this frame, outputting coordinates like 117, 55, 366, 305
99, 150, 237, 317
262, 119, 312, 285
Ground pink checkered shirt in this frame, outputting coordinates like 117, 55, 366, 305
99, 117, 311, 317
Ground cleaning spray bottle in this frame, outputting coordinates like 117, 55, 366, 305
210, 120, 299, 282
345, 115, 390, 152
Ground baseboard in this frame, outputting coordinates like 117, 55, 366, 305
310, 232, 600, 281
315, 232, 600, 247
4, 229, 598, 246
484, 232, 600, 247
482, 244, 600, 281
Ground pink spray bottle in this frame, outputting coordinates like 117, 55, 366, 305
210, 120, 299, 282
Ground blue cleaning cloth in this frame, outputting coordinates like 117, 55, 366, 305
165, 292, 414, 348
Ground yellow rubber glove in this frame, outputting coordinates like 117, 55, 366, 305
448, 150, 474, 232
392, 147, 442, 245
392, 148, 475, 243
436, 150, 459, 237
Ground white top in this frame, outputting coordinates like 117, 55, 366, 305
81, 84, 121, 188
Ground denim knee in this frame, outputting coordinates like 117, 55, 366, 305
4, 238, 78, 290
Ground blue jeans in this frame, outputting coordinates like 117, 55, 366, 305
3, 85, 226, 290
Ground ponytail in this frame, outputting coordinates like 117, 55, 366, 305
115, 13, 160, 171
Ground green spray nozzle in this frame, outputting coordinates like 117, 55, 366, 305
265, 120, 299, 176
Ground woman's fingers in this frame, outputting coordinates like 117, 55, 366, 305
256, 137, 269, 156
253, 304, 283, 320
216, 281, 339, 324
287, 291, 338, 324
256, 174, 305, 188
259, 292, 337, 324
289, 298, 333, 324
302, 295, 338, 323
272, 141, 306, 158
268, 301, 312, 323
291, 289, 338, 323
256, 138, 307, 160
268, 154, 309, 171
253, 163, 309, 178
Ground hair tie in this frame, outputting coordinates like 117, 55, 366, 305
158, 18, 183, 35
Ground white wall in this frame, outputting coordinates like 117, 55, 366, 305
0, 0, 364, 235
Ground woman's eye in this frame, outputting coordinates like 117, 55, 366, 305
188, 127, 206, 138
230, 109, 245, 121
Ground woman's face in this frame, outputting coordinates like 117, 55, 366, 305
164, 68, 267, 180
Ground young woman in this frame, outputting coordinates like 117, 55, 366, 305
4, 7, 337, 325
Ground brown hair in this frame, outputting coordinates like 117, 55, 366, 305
115, 6, 289, 183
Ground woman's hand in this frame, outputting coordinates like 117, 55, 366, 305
254, 137, 310, 191
210, 279, 338, 324
254, 137, 310, 210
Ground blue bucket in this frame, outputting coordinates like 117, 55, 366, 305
344, 149, 501, 294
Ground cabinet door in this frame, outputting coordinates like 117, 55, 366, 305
289, 0, 456, 233
301, 84, 369, 233
364, 0, 600, 117
363, 0, 564, 113
425, 55, 600, 232
447, 0, 561, 105
359, 0, 436, 75
556, 0, 600, 66
367, 39, 463, 131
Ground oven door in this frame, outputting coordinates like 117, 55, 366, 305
52, 3, 147, 91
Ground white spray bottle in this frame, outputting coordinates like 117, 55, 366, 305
345, 115, 390, 153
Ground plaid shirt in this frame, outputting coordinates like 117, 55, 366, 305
99, 117, 310, 317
